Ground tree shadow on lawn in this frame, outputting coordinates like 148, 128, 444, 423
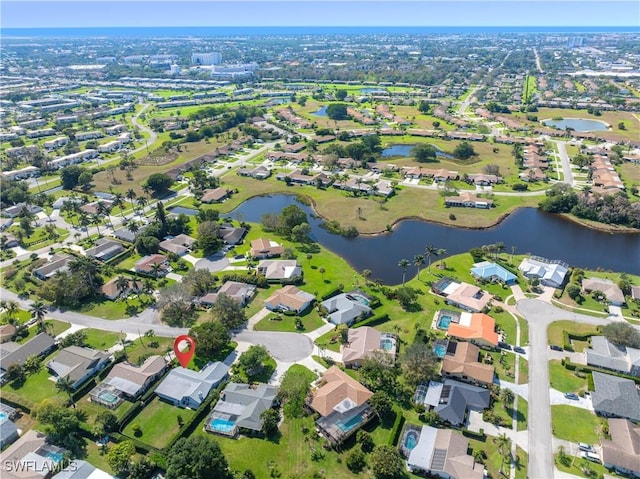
505, 407, 525, 424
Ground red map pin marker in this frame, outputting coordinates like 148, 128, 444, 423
173, 335, 196, 368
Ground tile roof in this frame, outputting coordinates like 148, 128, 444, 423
310, 366, 373, 417
447, 313, 499, 347
442, 342, 495, 385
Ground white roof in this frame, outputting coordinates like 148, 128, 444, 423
408, 425, 438, 471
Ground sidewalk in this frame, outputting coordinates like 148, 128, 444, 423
246, 307, 270, 331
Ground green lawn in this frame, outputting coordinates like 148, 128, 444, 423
254, 311, 326, 333
79, 295, 156, 320
20, 320, 71, 342
551, 405, 601, 443
518, 357, 529, 385
314, 327, 343, 353
492, 309, 518, 344
516, 398, 528, 431
549, 360, 588, 393
1, 351, 62, 406
487, 350, 518, 383
82, 328, 126, 350
547, 321, 600, 350
468, 435, 513, 479
124, 336, 174, 365
123, 397, 195, 449
554, 452, 610, 479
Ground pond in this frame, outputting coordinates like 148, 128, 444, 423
311, 106, 327, 117
381, 144, 455, 160
167, 206, 198, 216
226, 195, 639, 284
361, 88, 387, 94
542, 118, 609, 132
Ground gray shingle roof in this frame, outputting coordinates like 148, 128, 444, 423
155, 362, 229, 407
0, 333, 56, 372
592, 372, 640, 422
213, 382, 278, 431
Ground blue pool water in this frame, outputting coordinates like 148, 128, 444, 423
361, 88, 387, 93
168, 206, 199, 216
433, 344, 447, 358
0, 413, 7, 421
337, 414, 363, 433
46, 452, 64, 463
210, 418, 235, 433
437, 315, 452, 330
98, 391, 119, 404
380, 338, 394, 351
404, 431, 419, 450
347, 294, 370, 306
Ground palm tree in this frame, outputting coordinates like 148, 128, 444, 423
127, 221, 140, 238
30, 301, 48, 332
136, 196, 148, 215
413, 254, 425, 280
69, 256, 99, 289
142, 184, 152, 198
142, 278, 155, 298
425, 245, 438, 273
436, 248, 447, 270
398, 258, 410, 286
496, 433, 510, 477
318, 266, 326, 281
500, 388, 514, 408
91, 213, 102, 236
362, 269, 372, 284
125, 188, 137, 205
55, 376, 76, 408
115, 276, 130, 301
112, 192, 126, 219
495, 242, 505, 261
5, 301, 19, 324
150, 262, 162, 278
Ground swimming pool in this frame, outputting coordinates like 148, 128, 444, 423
347, 294, 370, 306
46, 452, 64, 464
210, 418, 235, 433
380, 338, 395, 351
336, 414, 363, 433
98, 390, 119, 405
0, 412, 7, 421
433, 344, 447, 358
403, 430, 419, 450
437, 315, 453, 330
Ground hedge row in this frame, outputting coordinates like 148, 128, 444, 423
562, 331, 595, 352
354, 314, 390, 329
109, 431, 159, 455
71, 378, 97, 403
321, 287, 343, 301
0, 393, 33, 414
388, 412, 405, 447
563, 360, 640, 385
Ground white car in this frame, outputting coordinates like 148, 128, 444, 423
581, 451, 601, 464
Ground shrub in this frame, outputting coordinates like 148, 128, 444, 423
346, 449, 366, 473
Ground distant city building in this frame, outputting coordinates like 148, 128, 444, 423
192, 52, 222, 65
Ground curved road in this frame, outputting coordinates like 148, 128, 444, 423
130, 102, 157, 155
0, 287, 313, 363
516, 299, 610, 479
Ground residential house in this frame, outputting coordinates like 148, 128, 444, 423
591, 372, 640, 422
582, 278, 625, 306
85, 238, 125, 262
406, 425, 484, 479
54, 460, 115, 479
441, 341, 495, 386
432, 278, 492, 313
237, 165, 271, 179
444, 192, 494, 209
134, 254, 169, 277
200, 188, 230, 204
206, 382, 278, 437
0, 429, 67, 479
33, 254, 72, 280
446, 312, 499, 349
585, 336, 640, 377
199, 281, 256, 307
155, 362, 230, 409
518, 257, 569, 288
47, 346, 111, 390
256, 259, 302, 282
601, 419, 640, 478
632, 285, 640, 302
0, 405, 19, 448
322, 292, 372, 325
90, 356, 167, 407
159, 234, 195, 256
2, 203, 42, 218
310, 366, 375, 444
470, 261, 517, 285
418, 379, 490, 426
100, 277, 142, 300
264, 285, 315, 313
341, 327, 396, 368
0, 324, 16, 343
2, 233, 19, 248
467, 173, 501, 185
250, 238, 285, 259
0, 333, 57, 381
218, 224, 247, 245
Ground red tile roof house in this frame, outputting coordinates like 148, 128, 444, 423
250, 238, 285, 259
264, 285, 315, 314
134, 254, 170, 277
200, 188, 231, 204
445, 192, 494, 209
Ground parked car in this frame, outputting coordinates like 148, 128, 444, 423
578, 443, 593, 452
581, 451, 601, 464
564, 393, 579, 400
550, 345, 563, 351
498, 341, 512, 350
514, 346, 526, 354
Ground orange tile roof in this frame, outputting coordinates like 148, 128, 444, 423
447, 313, 499, 347
310, 366, 373, 417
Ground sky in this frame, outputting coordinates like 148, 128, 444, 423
1, 0, 639, 29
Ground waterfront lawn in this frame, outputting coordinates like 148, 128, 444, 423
547, 321, 600, 350
549, 360, 588, 394
122, 397, 195, 449
551, 405, 601, 444
253, 311, 326, 333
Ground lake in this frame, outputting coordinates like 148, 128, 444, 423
381, 144, 455, 160
361, 88, 387, 94
168, 206, 198, 216
227, 194, 639, 284
542, 118, 609, 132
311, 106, 327, 117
